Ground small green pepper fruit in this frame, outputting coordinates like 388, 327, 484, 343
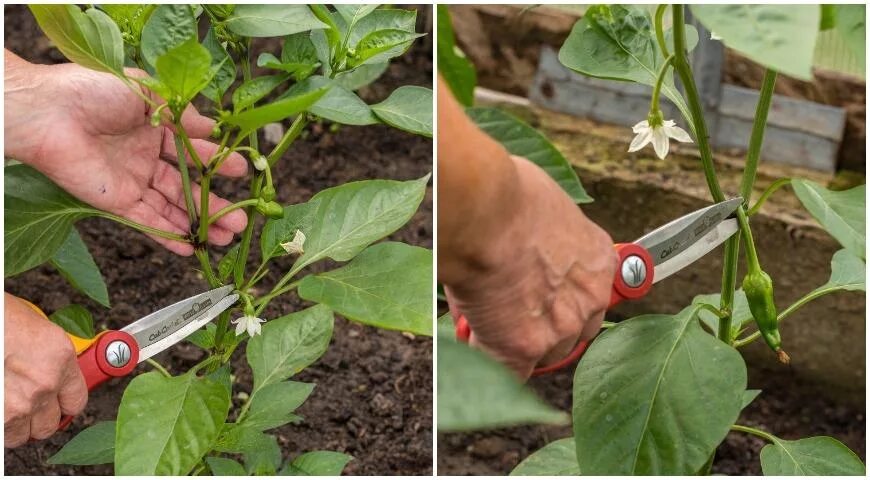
260, 185, 276, 202
255, 198, 284, 219
742, 270, 790, 364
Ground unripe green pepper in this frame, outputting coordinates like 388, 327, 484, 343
260, 185, 276, 202
742, 270, 789, 364
256, 198, 284, 219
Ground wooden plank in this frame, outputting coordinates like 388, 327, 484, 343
715, 116, 839, 171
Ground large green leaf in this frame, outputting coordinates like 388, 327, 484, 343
791, 180, 865, 260
30, 5, 124, 76
206, 457, 247, 476
760, 436, 865, 475
115, 371, 231, 475
334, 62, 388, 90
808, 249, 866, 298
240, 381, 313, 431
49, 304, 96, 339
260, 176, 429, 272
232, 74, 289, 113
572, 305, 747, 475
257, 33, 318, 81
298, 242, 433, 335
437, 5, 477, 107
691, 5, 820, 81
371, 86, 433, 137
99, 5, 155, 46
437, 337, 567, 431
284, 75, 378, 125
559, 5, 697, 126
140, 4, 197, 72
155, 37, 214, 106
225, 5, 327, 37
50, 229, 109, 308
335, 4, 379, 31
510, 438, 579, 476
281, 451, 353, 476
346, 9, 417, 66
47, 421, 115, 465
349, 29, 424, 68
466, 107, 591, 203
691, 289, 752, 337
5, 165, 101, 277
223, 86, 329, 136
201, 27, 236, 105
215, 425, 282, 475
834, 5, 866, 69
246, 305, 334, 391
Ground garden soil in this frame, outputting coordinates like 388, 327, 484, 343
4, 5, 433, 475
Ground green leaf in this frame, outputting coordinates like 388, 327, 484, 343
223, 85, 329, 136
334, 62, 388, 90
225, 5, 328, 37
30, 5, 124, 76
350, 29, 424, 68
760, 436, 865, 475
812, 249, 866, 296
186, 323, 216, 349
741, 389, 762, 409
50, 229, 109, 308
834, 6, 866, 69
437, 5, 477, 107
206, 457, 247, 476
281, 451, 354, 476
510, 438, 579, 476
572, 305, 747, 475
791, 180, 865, 260
218, 244, 241, 282
241, 381, 313, 431
820, 5, 837, 30
48, 421, 115, 465
4, 165, 101, 277
559, 5, 698, 125
690, 5, 819, 80
215, 424, 282, 475
283, 31, 320, 65
115, 371, 231, 475
691, 289, 752, 337
436, 313, 455, 340
140, 4, 196, 73
49, 304, 96, 339
371, 86, 433, 137
298, 242, 433, 335
155, 37, 214, 106
335, 5, 379, 31
232, 74, 289, 113
246, 305, 334, 391
466, 107, 591, 203
284, 75, 378, 125
260, 176, 429, 272
346, 9, 417, 64
437, 337, 567, 431
201, 27, 236, 105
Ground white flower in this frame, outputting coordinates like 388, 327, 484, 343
252, 155, 268, 171
628, 119, 693, 160
232, 315, 266, 337
280, 230, 306, 255
710, 31, 722, 41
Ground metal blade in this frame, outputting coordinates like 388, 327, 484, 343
636, 198, 742, 266
652, 219, 738, 284
121, 285, 237, 362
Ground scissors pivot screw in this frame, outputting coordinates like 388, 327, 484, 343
621, 255, 647, 287
106, 340, 132, 368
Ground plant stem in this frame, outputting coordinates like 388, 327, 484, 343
254, 280, 301, 315
172, 131, 198, 227
650, 55, 675, 113
718, 240, 739, 342
208, 199, 260, 225
95, 212, 189, 242
748, 178, 791, 216
146, 358, 171, 377
195, 248, 220, 287
268, 114, 309, 166
654, 5, 670, 57
731, 424, 777, 443
213, 310, 231, 354
740, 69, 778, 202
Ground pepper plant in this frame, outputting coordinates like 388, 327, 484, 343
438, 4, 865, 475
6, 4, 432, 475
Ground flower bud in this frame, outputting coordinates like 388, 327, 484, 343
256, 198, 284, 219
260, 185, 276, 202
252, 155, 268, 171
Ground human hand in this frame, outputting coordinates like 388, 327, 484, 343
444, 156, 617, 379
4, 51, 248, 255
4, 294, 88, 447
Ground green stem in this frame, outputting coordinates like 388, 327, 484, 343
194, 249, 220, 287
268, 114, 309, 166
696, 303, 725, 319
172, 131, 198, 227
254, 280, 301, 315
740, 69, 778, 202
96, 212, 189, 242
731, 424, 777, 444
179, 125, 205, 173
146, 358, 171, 377
718, 239, 739, 342
208, 199, 260, 225
650, 55, 675, 113
213, 310, 231, 355
654, 5, 670, 58
748, 178, 791, 216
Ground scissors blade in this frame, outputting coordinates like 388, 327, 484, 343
652, 218, 738, 284
636, 197, 743, 267
121, 285, 237, 362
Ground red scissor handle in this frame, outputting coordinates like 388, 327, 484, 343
452, 243, 654, 376
58, 330, 139, 429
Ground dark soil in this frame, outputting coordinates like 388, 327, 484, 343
4, 5, 432, 476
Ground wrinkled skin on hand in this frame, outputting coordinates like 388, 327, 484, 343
4, 294, 88, 447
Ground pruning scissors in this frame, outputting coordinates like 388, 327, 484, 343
452, 197, 743, 376
29, 285, 239, 429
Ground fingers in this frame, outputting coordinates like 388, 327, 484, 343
122, 201, 194, 256
57, 360, 88, 417
4, 413, 30, 448
28, 398, 61, 441
160, 131, 248, 178
178, 103, 216, 138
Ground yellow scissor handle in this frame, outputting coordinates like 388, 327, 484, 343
20, 298, 103, 355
